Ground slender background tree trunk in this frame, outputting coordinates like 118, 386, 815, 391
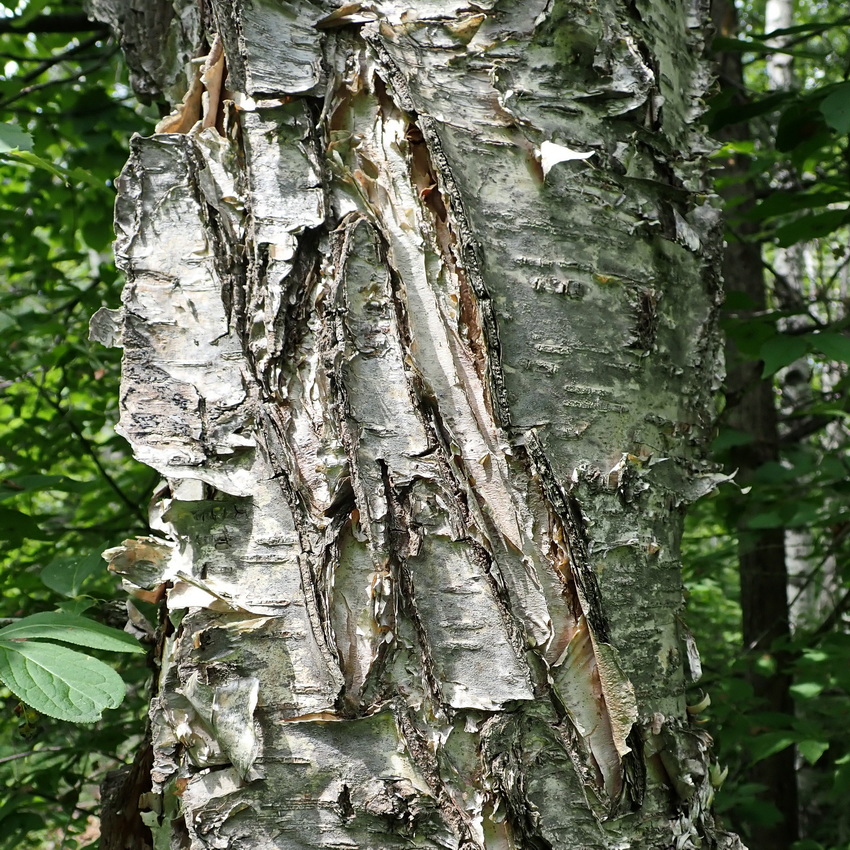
711, 2, 799, 845
88, 1, 743, 847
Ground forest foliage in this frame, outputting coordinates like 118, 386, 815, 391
1, 1, 849, 848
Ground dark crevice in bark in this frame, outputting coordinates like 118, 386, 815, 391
395, 706, 480, 850
367, 46, 511, 429
268, 226, 324, 396
255, 406, 344, 694
389, 489, 449, 712
524, 432, 611, 643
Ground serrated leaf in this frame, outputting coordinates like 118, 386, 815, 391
798, 739, 829, 766
759, 334, 808, 377
0, 641, 125, 723
0, 122, 33, 153
0, 612, 144, 654
0, 149, 69, 182
40, 552, 103, 597
820, 83, 850, 134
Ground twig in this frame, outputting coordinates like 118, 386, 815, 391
0, 14, 106, 35
0, 50, 118, 110
0, 746, 67, 765
21, 33, 109, 84
28, 379, 148, 528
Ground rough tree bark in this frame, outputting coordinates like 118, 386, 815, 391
88, 1, 742, 848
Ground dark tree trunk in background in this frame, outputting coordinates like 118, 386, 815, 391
88, 1, 743, 847
711, 2, 799, 847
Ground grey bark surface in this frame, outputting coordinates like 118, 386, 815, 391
89, 1, 742, 848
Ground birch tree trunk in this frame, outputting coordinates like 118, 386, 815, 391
88, 1, 741, 848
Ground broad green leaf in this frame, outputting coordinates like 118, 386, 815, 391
0, 123, 33, 153
753, 16, 850, 40
797, 740, 829, 766
40, 552, 104, 597
759, 334, 808, 377
746, 510, 784, 529
776, 102, 829, 153
0, 474, 92, 502
820, 83, 850, 134
0, 505, 43, 544
0, 612, 144, 654
748, 731, 796, 765
790, 681, 825, 699
0, 640, 125, 723
0, 149, 69, 182
711, 36, 825, 59
710, 428, 754, 452
747, 189, 848, 221
709, 91, 793, 131
810, 332, 850, 364
775, 209, 850, 247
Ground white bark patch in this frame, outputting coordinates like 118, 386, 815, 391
113, 135, 256, 495
539, 141, 595, 177
210, 0, 325, 96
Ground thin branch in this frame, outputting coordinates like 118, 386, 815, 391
0, 746, 67, 765
0, 14, 106, 36
28, 379, 148, 528
21, 33, 109, 84
0, 50, 118, 110
811, 587, 850, 638
780, 414, 836, 446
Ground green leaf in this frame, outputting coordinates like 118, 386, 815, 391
40, 552, 104, 597
0, 123, 33, 153
753, 16, 850, 40
711, 36, 825, 59
797, 739, 829, 766
711, 428, 754, 452
0, 640, 125, 723
0, 149, 70, 182
820, 82, 850, 134
0, 505, 43, 544
709, 91, 793, 131
748, 731, 796, 764
810, 332, 850, 364
759, 334, 809, 377
776, 102, 829, 153
0, 612, 144, 654
775, 209, 850, 247
0, 474, 92, 502
747, 189, 849, 221
790, 681, 825, 699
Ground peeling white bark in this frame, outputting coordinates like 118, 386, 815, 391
90, 0, 744, 847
